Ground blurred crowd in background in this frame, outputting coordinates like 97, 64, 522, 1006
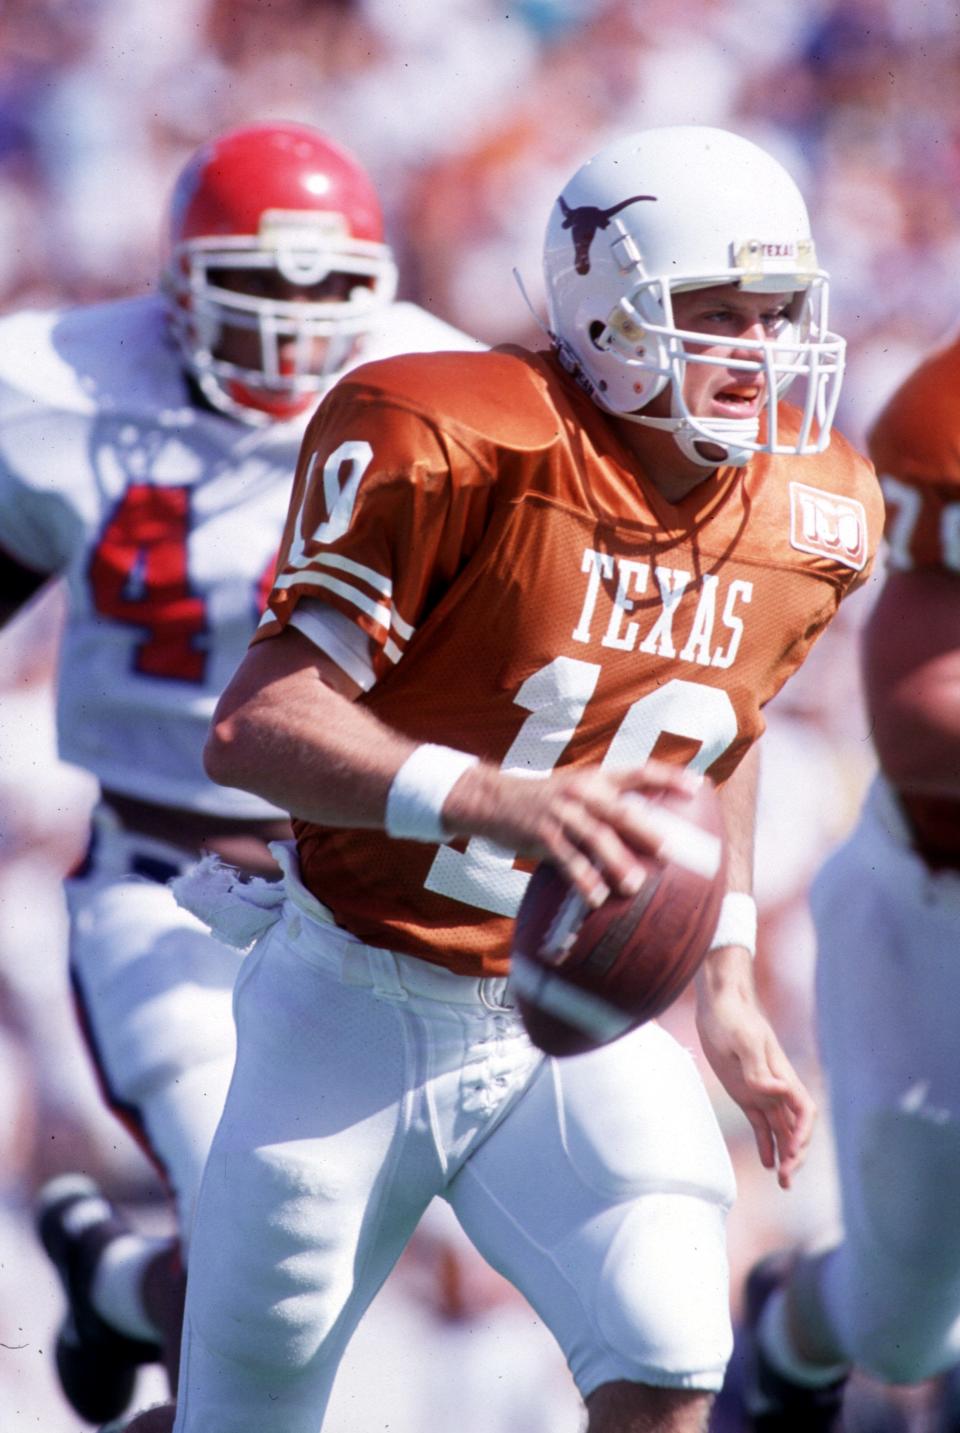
0, 0, 956, 1426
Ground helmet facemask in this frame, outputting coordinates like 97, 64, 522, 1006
587, 261, 844, 467
165, 211, 398, 425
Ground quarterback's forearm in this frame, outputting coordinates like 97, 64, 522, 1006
696, 743, 759, 1003
205, 628, 705, 904
205, 630, 546, 837
205, 627, 421, 827
716, 739, 758, 895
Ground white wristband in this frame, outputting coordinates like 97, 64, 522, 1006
385, 744, 479, 843
708, 892, 758, 957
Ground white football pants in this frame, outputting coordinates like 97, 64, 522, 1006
811, 777, 960, 1382
66, 805, 244, 1246
174, 862, 735, 1433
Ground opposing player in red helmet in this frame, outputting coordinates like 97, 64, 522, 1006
0, 121, 479, 1426
164, 123, 398, 422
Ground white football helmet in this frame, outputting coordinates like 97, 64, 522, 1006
542, 126, 845, 466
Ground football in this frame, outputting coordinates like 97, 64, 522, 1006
509, 782, 727, 1057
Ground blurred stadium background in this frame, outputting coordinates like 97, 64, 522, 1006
0, 0, 955, 1426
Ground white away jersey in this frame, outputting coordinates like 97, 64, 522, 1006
0, 294, 481, 816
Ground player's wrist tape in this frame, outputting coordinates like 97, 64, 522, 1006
385, 744, 479, 843
708, 892, 758, 957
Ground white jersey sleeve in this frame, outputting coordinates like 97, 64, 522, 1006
0, 311, 98, 573
0, 297, 482, 818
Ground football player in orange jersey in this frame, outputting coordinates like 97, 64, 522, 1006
734, 333, 960, 1430
124, 126, 881, 1433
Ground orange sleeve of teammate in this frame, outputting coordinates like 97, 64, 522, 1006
863, 567, 960, 798
869, 337, 960, 572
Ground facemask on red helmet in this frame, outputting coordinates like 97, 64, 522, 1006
163, 122, 398, 424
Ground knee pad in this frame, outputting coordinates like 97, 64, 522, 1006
556, 1026, 736, 1206
592, 1192, 732, 1385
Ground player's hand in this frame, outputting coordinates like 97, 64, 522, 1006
444, 760, 703, 905
694, 966, 816, 1190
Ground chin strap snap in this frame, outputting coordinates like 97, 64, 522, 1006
633, 412, 759, 468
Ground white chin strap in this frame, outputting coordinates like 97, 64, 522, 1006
612, 350, 763, 468
631, 411, 759, 468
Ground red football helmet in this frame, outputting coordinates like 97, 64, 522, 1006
163, 122, 398, 422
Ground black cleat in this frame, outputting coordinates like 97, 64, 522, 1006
36, 1174, 161, 1425
740, 1250, 848, 1432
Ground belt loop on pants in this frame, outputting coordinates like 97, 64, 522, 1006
365, 947, 410, 1002
479, 977, 515, 1011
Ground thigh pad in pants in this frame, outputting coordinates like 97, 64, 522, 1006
448, 1021, 737, 1396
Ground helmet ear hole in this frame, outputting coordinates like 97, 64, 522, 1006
588, 320, 608, 350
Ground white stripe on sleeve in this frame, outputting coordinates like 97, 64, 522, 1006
287, 600, 377, 691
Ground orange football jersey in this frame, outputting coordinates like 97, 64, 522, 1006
255, 347, 882, 975
869, 334, 960, 571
